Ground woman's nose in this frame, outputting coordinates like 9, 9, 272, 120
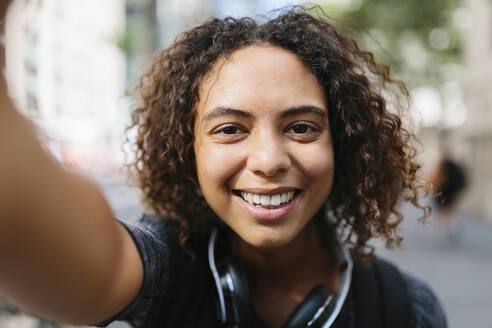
246, 132, 291, 177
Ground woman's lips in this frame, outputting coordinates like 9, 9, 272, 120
233, 192, 300, 222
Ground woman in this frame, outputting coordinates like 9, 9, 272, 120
0, 4, 446, 328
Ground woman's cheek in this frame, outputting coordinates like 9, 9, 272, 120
197, 143, 244, 189
294, 143, 334, 178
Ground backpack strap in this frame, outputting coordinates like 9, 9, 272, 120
353, 258, 383, 328
353, 257, 410, 328
374, 258, 410, 328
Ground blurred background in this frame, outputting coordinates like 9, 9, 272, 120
0, 0, 490, 327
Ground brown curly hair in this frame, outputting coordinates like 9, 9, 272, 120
128, 5, 429, 258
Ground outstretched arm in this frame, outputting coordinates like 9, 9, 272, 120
0, 1, 143, 325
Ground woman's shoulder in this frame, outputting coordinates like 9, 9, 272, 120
118, 213, 209, 263
128, 212, 179, 231
100, 214, 213, 327
403, 272, 448, 328
349, 256, 447, 328
119, 213, 181, 244
116, 214, 189, 275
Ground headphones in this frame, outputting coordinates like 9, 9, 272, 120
208, 228, 353, 328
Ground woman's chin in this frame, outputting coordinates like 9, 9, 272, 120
236, 229, 295, 250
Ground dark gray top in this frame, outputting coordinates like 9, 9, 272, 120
96, 215, 447, 328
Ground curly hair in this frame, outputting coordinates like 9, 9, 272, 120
128, 5, 429, 258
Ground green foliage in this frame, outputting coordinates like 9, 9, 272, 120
319, 0, 465, 89
118, 22, 139, 56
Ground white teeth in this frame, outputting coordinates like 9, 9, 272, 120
240, 191, 296, 207
271, 194, 281, 206
253, 194, 260, 204
260, 195, 270, 206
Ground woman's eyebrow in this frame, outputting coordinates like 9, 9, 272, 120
202, 106, 253, 122
280, 105, 327, 119
202, 105, 326, 122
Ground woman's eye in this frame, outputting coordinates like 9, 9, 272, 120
286, 123, 317, 134
214, 125, 245, 135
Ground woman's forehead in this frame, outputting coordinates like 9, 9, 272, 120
203, 45, 315, 85
195, 45, 326, 118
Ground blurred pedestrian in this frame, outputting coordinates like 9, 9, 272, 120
432, 154, 467, 242
0, 3, 447, 328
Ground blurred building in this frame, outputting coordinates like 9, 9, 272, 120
123, 0, 304, 84
124, 0, 217, 86
459, 0, 492, 221
5, 0, 126, 171
3, 0, 301, 173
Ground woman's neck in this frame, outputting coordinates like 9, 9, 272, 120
231, 223, 324, 277
232, 224, 339, 292
230, 223, 341, 327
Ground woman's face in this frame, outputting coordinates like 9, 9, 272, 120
194, 45, 334, 249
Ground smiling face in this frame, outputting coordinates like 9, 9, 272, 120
194, 45, 334, 249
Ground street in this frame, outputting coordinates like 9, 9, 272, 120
374, 202, 492, 328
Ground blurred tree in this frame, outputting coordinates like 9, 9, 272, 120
320, 0, 465, 90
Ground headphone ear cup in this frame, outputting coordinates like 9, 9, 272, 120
219, 257, 255, 327
283, 284, 334, 328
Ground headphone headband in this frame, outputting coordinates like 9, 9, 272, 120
208, 228, 227, 323
208, 227, 353, 327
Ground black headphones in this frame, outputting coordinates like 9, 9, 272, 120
208, 228, 353, 328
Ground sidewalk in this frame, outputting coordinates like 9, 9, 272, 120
373, 203, 492, 328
